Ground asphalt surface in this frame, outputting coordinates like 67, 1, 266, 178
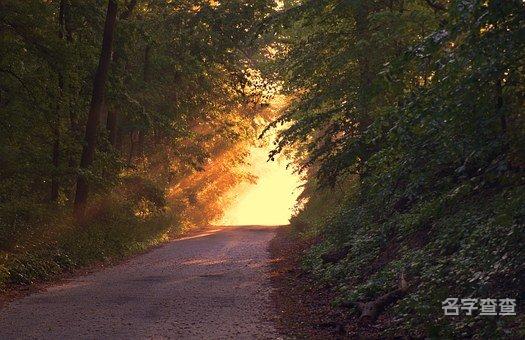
0, 226, 280, 339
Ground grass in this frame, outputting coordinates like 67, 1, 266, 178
0, 192, 177, 290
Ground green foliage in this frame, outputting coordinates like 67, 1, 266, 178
0, 0, 274, 206
295, 178, 524, 337
267, 0, 524, 337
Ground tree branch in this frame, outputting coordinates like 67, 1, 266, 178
121, 0, 138, 20
342, 271, 409, 325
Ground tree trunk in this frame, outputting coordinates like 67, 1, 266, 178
104, 0, 138, 148
62, 0, 76, 172
62, 0, 74, 42
137, 44, 152, 157
51, 123, 60, 201
143, 44, 151, 82
107, 109, 118, 146
74, 0, 118, 219
51, 0, 67, 202
496, 77, 506, 135
342, 271, 408, 325
116, 128, 123, 152
68, 100, 78, 169
138, 130, 145, 157
128, 131, 135, 165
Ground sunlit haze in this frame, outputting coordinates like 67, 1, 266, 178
215, 130, 304, 226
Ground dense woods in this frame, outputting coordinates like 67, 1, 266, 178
1, 0, 273, 287
0, 0, 523, 338
265, 0, 524, 338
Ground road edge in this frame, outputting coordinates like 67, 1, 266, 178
0, 225, 213, 310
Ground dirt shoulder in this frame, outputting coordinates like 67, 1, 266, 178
269, 227, 351, 339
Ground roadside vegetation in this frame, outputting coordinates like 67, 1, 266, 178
265, 0, 524, 338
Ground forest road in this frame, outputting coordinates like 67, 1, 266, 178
0, 226, 281, 339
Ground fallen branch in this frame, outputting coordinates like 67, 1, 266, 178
343, 271, 408, 325
321, 245, 352, 263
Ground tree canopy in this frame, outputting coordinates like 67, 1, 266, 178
0, 0, 273, 210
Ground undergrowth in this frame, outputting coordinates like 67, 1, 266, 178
291, 175, 524, 338
0, 179, 174, 290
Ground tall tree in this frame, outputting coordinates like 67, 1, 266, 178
106, 0, 138, 147
50, 0, 69, 202
74, 0, 118, 219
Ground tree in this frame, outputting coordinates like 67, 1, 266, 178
73, 0, 118, 219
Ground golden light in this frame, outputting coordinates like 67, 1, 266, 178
214, 98, 304, 226
214, 137, 304, 226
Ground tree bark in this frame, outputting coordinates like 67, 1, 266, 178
61, 0, 76, 171
138, 130, 145, 157
496, 77, 506, 135
51, 0, 67, 202
104, 0, 138, 147
51, 122, 60, 201
136, 44, 152, 156
107, 109, 118, 145
143, 44, 151, 82
74, 0, 118, 219
116, 128, 123, 152
62, 0, 74, 42
128, 131, 135, 165
342, 272, 408, 325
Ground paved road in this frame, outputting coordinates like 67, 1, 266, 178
0, 226, 280, 339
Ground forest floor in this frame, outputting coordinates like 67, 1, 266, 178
269, 227, 394, 339
0, 226, 280, 339
269, 227, 350, 339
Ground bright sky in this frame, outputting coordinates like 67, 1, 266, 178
215, 132, 304, 226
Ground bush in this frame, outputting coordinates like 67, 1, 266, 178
0, 178, 174, 290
